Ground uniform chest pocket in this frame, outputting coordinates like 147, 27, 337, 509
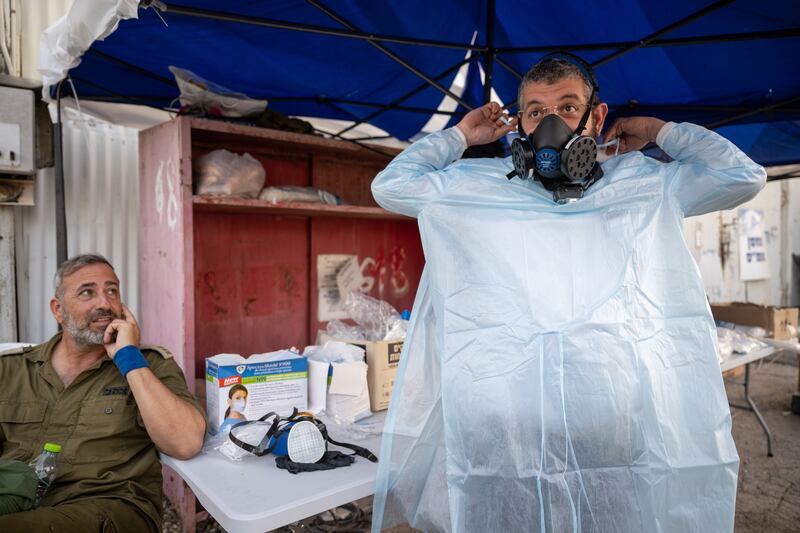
0, 401, 47, 457
67, 397, 146, 464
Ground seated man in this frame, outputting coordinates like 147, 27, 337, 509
0, 254, 206, 532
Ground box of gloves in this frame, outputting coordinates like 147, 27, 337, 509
205, 349, 308, 434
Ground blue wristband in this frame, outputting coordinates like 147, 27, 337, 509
113, 345, 149, 378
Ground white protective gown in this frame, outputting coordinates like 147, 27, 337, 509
370, 122, 766, 533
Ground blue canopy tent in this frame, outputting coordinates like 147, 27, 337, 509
40, 0, 800, 262
53, 0, 800, 157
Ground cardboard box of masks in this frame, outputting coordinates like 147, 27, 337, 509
317, 332, 403, 411
205, 350, 308, 434
711, 302, 799, 341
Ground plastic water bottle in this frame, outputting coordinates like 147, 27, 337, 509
28, 442, 61, 507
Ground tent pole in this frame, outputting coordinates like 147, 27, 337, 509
69, 76, 177, 110
334, 55, 474, 137
158, 3, 483, 51
495, 29, 800, 55
590, 0, 733, 68
326, 97, 464, 116
308, 0, 472, 110
482, 0, 496, 104
495, 57, 522, 80
87, 49, 176, 87
705, 94, 800, 129
54, 80, 68, 267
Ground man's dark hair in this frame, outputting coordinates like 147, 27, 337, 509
517, 58, 599, 111
54, 254, 114, 300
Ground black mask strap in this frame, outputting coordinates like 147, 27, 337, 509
228, 411, 282, 456
573, 86, 595, 136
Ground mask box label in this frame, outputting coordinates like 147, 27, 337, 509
205, 350, 308, 434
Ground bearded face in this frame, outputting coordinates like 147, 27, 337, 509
51, 263, 124, 348
60, 304, 122, 347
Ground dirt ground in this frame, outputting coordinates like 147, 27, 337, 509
727, 351, 800, 533
164, 351, 800, 533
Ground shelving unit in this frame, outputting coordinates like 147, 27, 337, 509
192, 195, 410, 220
138, 117, 423, 532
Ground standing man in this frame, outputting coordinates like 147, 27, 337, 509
371, 53, 765, 532
0, 254, 206, 532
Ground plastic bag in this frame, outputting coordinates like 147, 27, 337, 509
317, 410, 386, 443
325, 320, 367, 341
342, 291, 407, 341
259, 186, 340, 205
716, 326, 768, 361
169, 66, 267, 117
194, 149, 265, 198
202, 422, 272, 462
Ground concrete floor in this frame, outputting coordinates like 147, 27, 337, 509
170, 351, 800, 533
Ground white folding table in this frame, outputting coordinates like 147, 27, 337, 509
161, 432, 381, 533
720, 346, 779, 457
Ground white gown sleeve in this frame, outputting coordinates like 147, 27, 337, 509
371, 127, 468, 218
658, 122, 767, 217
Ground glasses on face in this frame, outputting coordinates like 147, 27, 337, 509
522, 102, 590, 124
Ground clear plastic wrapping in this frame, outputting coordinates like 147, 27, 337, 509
326, 291, 408, 342
716, 326, 768, 361
194, 149, 266, 198
259, 186, 340, 205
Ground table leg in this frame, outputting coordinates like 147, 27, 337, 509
743, 363, 774, 457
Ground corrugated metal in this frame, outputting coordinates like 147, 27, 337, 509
15, 108, 139, 343
19, 0, 74, 80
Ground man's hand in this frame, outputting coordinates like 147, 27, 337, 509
104, 304, 141, 358
603, 117, 666, 154
456, 102, 517, 147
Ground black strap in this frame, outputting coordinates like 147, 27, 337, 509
228, 411, 282, 456
573, 86, 595, 136
276, 451, 356, 474
326, 436, 379, 463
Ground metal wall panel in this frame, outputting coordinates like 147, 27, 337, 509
15, 108, 139, 343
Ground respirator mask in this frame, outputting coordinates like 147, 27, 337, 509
229, 409, 378, 474
507, 52, 607, 204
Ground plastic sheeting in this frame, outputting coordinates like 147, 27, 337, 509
38, 0, 139, 89
370, 122, 766, 532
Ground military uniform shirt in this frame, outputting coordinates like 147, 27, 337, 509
0, 333, 206, 527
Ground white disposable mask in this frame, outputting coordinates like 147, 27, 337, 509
232, 399, 246, 413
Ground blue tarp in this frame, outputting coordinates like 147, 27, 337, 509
66, 0, 800, 166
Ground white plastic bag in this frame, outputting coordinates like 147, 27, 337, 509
259, 186, 340, 205
169, 66, 267, 117
194, 149, 265, 198
202, 422, 272, 462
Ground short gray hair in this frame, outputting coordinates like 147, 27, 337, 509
54, 254, 114, 299
517, 59, 598, 112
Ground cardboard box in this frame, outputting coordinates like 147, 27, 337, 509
318, 332, 403, 411
711, 303, 799, 341
205, 350, 308, 434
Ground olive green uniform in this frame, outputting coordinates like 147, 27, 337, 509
0, 333, 206, 532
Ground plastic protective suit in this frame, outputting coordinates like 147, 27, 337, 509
370, 122, 766, 533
